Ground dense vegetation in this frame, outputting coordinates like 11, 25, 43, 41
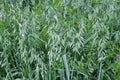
0, 0, 120, 80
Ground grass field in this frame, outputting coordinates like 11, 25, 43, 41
0, 0, 120, 80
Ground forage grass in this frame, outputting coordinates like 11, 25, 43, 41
0, 0, 120, 80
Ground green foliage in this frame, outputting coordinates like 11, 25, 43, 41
0, 0, 120, 80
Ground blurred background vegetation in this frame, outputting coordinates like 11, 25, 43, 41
0, 0, 120, 80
